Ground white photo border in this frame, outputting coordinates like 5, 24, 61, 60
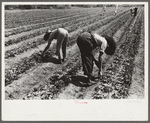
2, 1, 149, 121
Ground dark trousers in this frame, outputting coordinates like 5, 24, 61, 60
77, 32, 96, 76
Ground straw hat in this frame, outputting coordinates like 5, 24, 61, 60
104, 35, 116, 55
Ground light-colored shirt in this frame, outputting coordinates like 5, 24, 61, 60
93, 34, 107, 53
47, 28, 68, 54
48, 28, 68, 42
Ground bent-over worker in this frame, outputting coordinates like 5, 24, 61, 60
42, 28, 69, 63
76, 32, 116, 83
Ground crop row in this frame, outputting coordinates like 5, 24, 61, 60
5, 8, 73, 22
5, 9, 131, 71
92, 10, 143, 99
5, 10, 111, 46
5, 10, 130, 59
5, 11, 131, 86
5, 8, 101, 29
5, 10, 80, 28
5, 13, 105, 58
22, 51, 82, 100
5, 8, 100, 36
5, 7, 127, 29
21, 9, 135, 100
5, 7, 136, 99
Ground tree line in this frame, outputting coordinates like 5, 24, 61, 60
5, 4, 116, 10
5, 4, 138, 10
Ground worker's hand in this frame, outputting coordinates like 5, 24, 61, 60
62, 59, 64, 62
98, 71, 102, 78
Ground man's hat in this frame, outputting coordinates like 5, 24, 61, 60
43, 30, 52, 41
104, 35, 116, 55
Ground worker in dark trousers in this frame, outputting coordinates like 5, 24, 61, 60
130, 7, 138, 17
42, 28, 69, 64
77, 32, 116, 83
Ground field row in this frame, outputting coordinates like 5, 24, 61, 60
5, 8, 101, 29
93, 9, 143, 99
4, 9, 131, 75
5, 9, 130, 71
4, 7, 136, 99
5, 6, 143, 100
21, 8, 143, 100
5, 8, 100, 36
5, 7, 127, 29
5, 9, 115, 46
5, 9, 130, 59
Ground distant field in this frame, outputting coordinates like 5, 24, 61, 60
4, 6, 145, 100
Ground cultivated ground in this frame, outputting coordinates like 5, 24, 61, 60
4, 6, 145, 100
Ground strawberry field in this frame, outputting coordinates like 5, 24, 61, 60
4, 5, 145, 100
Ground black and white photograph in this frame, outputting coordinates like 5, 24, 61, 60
1, 1, 148, 121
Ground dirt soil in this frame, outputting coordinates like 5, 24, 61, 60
4, 7, 145, 100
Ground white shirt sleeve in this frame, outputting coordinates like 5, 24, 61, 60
93, 34, 107, 53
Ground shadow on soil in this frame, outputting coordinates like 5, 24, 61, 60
71, 75, 94, 87
42, 55, 61, 64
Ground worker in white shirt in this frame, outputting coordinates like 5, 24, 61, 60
114, 4, 118, 15
76, 32, 116, 83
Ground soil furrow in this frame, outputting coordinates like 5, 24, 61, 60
53, 8, 143, 100
127, 12, 144, 99
5, 10, 114, 46
5, 10, 130, 59
57, 12, 139, 99
5, 11, 130, 86
5, 8, 102, 29
5, 8, 134, 99
5, 6, 144, 101
5, 8, 100, 37
90, 9, 143, 99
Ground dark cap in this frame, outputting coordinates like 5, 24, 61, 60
104, 35, 116, 55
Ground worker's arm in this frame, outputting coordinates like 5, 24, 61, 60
92, 54, 98, 63
42, 31, 55, 57
42, 34, 54, 56
98, 51, 104, 77
42, 41, 51, 57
